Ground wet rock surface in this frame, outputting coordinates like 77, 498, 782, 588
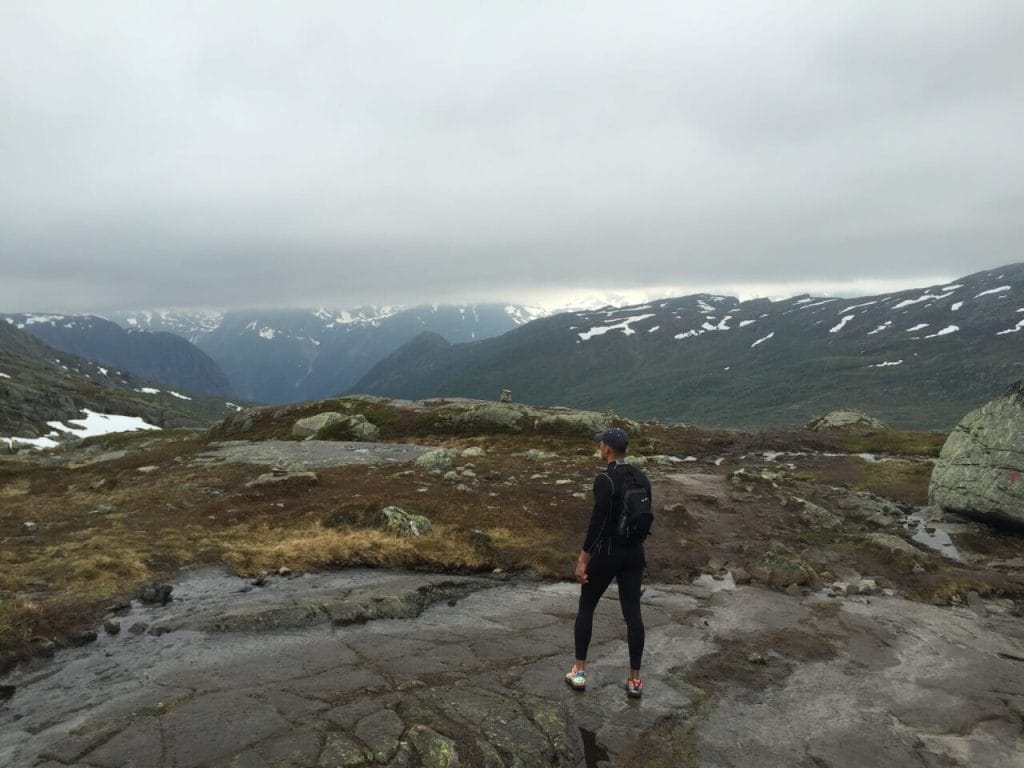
3, 568, 1023, 768
193, 440, 434, 469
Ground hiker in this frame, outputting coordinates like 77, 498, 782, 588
566, 427, 652, 698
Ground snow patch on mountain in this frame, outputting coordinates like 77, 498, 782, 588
751, 332, 775, 348
975, 286, 1010, 298
47, 409, 161, 439
830, 315, 855, 333
924, 326, 959, 339
840, 300, 878, 313
906, 324, 929, 332
675, 329, 704, 340
578, 314, 656, 341
869, 360, 903, 368
996, 320, 1024, 335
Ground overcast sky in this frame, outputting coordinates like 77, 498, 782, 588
2, 2, 1022, 312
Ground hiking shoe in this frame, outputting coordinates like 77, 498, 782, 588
626, 678, 643, 698
564, 670, 586, 691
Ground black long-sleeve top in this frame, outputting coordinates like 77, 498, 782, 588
581, 460, 652, 553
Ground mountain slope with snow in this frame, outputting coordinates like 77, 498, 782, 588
3, 314, 233, 397
353, 263, 1024, 429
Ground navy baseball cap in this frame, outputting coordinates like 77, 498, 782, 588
594, 427, 628, 451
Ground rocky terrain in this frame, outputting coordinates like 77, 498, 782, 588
1, 395, 1022, 767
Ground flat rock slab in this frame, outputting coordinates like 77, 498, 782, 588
192, 440, 434, 468
2, 569, 1024, 768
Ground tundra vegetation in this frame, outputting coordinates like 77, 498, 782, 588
2, 396, 1019, 673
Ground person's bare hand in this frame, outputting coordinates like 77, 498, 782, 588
574, 559, 588, 584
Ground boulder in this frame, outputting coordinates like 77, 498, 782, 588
805, 410, 887, 431
460, 447, 486, 457
793, 498, 843, 531
292, 412, 344, 438
139, 582, 173, 605
415, 449, 456, 474
929, 380, 1024, 528
832, 492, 904, 528
750, 544, 817, 587
310, 414, 380, 442
378, 506, 433, 536
450, 403, 526, 432
856, 533, 925, 559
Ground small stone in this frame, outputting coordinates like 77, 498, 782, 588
88, 503, 116, 515
461, 447, 485, 457
66, 630, 97, 647
138, 582, 173, 605
104, 619, 121, 635
23, 521, 38, 533
128, 622, 148, 636
137, 465, 159, 474
252, 572, 269, 587
857, 578, 879, 595
554, 479, 572, 486
443, 471, 461, 483
278, 566, 292, 577
731, 568, 751, 584
747, 652, 766, 665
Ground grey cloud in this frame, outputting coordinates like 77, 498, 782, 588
1, 1, 1022, 312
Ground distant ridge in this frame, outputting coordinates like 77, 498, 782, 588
0, 321, 239, 440
3, 314, 233, 397
351, 263, 1024, 430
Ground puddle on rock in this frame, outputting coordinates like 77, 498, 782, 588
904, 514, 965, 562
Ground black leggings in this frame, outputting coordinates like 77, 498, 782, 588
574, 545, 645, 671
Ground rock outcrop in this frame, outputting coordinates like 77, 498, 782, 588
805, 410, 887, 431
929, 380, 1024, 527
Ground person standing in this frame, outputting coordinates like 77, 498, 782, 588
566, 427, 650, 698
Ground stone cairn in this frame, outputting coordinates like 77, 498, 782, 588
499, 389, 512, 403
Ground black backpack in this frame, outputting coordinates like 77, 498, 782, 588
607, 464, 653, 546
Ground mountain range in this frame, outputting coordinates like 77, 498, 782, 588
106, 304, 544, 403
4, 265, 1022, 432
353, 263, 1024, 430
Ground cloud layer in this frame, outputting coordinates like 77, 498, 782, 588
2, 2, 1022, 311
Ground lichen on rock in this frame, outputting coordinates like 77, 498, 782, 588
929, 379, 1024, 527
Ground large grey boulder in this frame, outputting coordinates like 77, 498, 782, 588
415, 448, 457, 473
806, 410, 887, 431
929, 380, 1024, 527
311, 413, 380, 442
292, 412, 343, 438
